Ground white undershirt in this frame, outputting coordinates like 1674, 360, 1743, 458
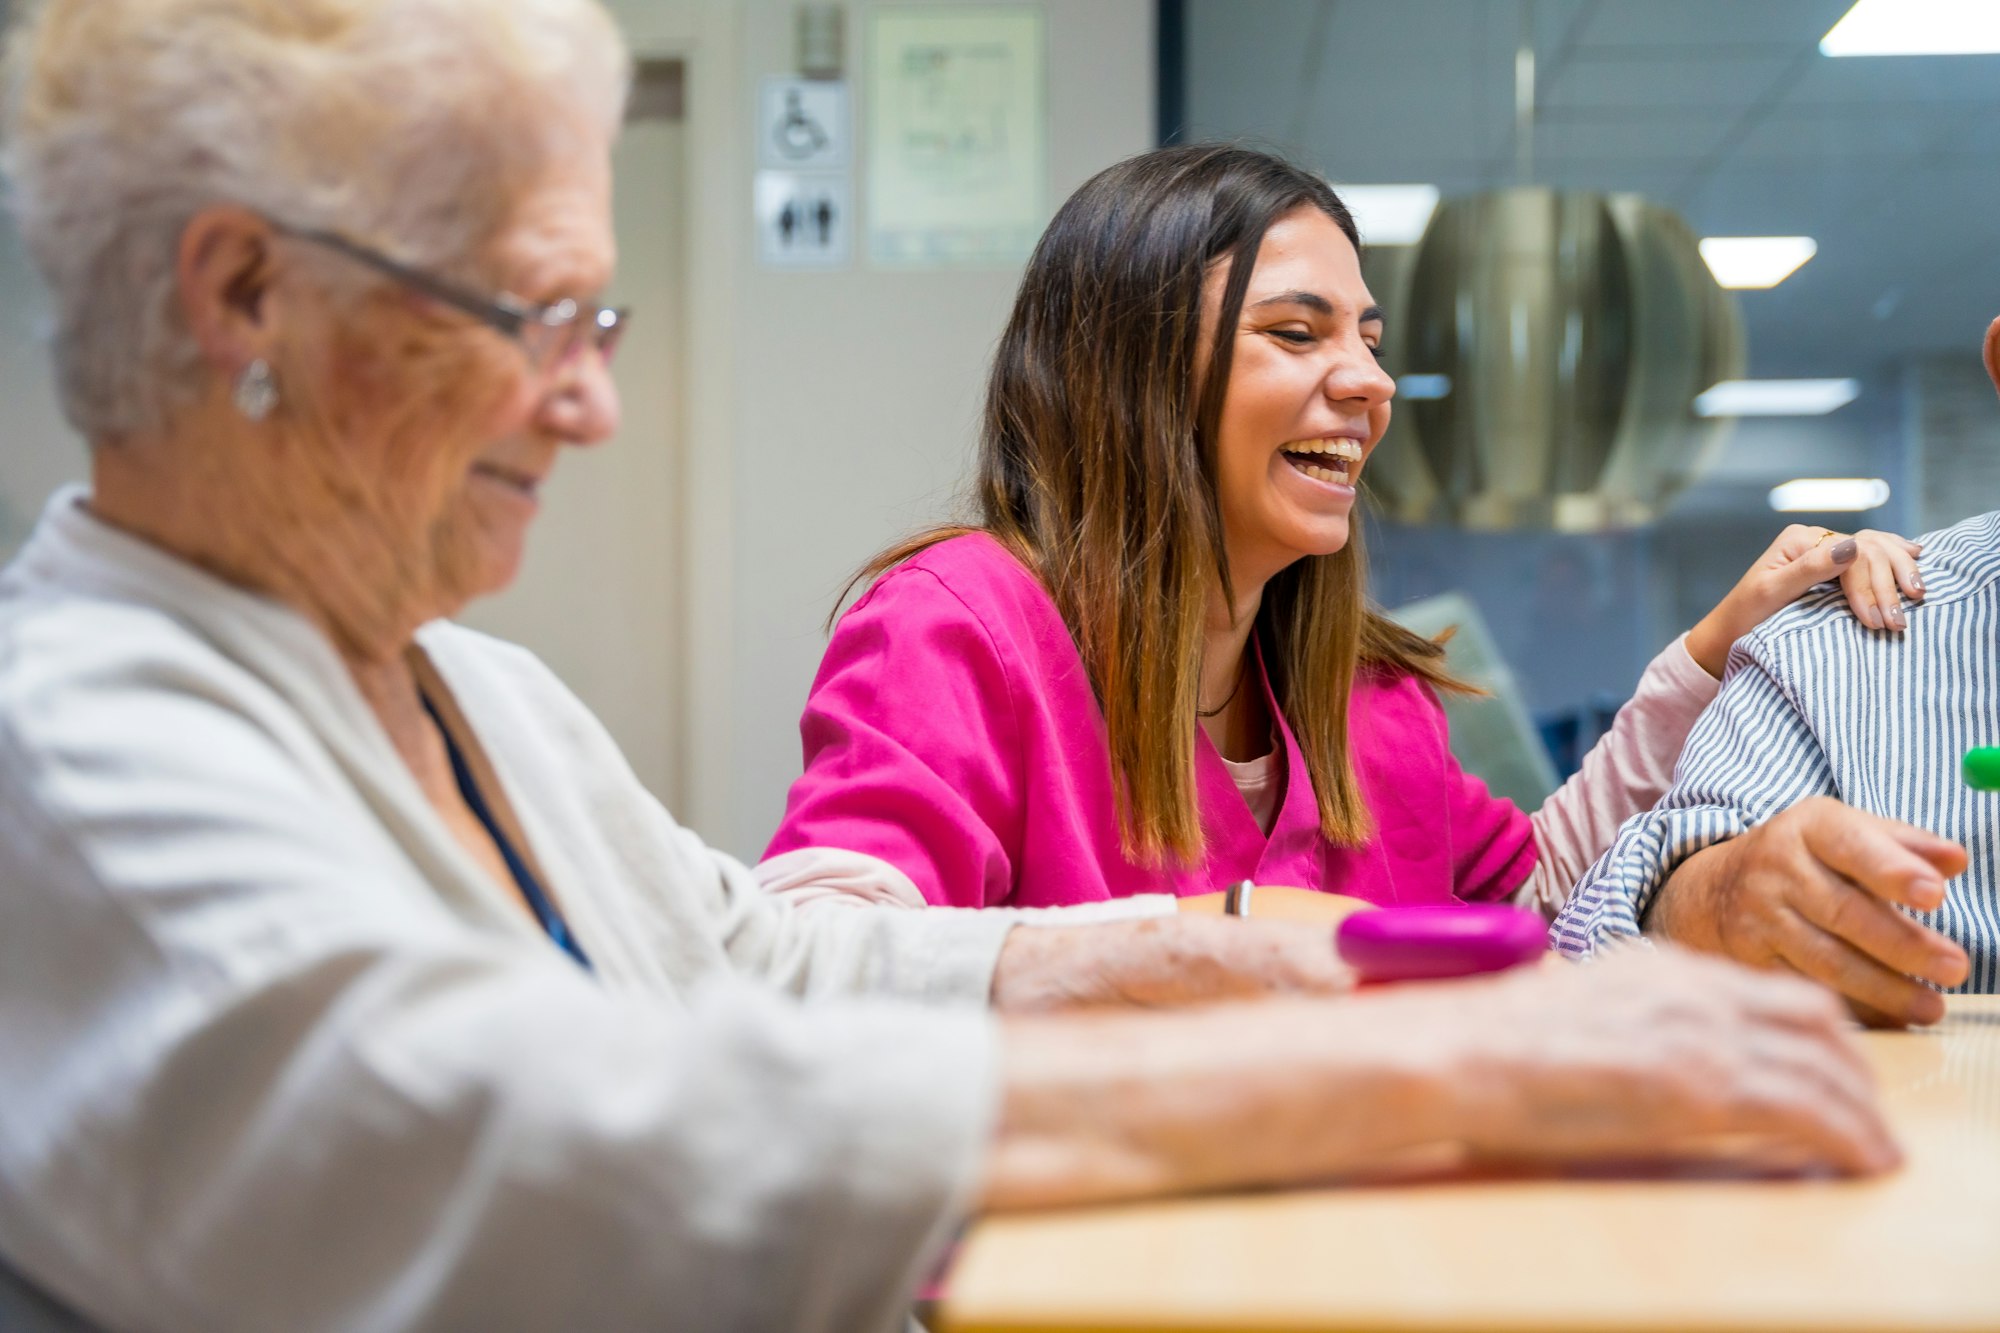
1218, 749, 1283, 834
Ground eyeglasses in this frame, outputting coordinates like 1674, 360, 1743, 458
278, 225, 629, 369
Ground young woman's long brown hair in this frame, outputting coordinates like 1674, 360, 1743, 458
848, 143, 1465, 865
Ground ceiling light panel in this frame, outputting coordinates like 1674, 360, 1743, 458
1769, 478, 1892, 513
1822, 0, 2000, 56
1695, 379, 1861, 417
1699, 236, 1818, 290
1336, 184, 1441, 247
1396, 373, 1452, 401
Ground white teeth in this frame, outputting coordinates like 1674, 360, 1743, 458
1300, 463, 1350, 484
1287, 439, 1362, 461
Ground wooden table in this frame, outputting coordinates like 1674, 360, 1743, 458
939, 996, 2000, 1333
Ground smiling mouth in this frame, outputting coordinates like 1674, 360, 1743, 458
1280, 439, 1362, 485
474, 463, 543, 497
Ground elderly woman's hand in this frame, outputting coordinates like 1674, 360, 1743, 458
1686, 525, 1925, 676
982, 946, 1897, 1210
1435, 947, 1899, 1172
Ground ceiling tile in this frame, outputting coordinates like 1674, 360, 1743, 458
1543, 52, 1800, 110
1576, 0, 1855, 49
1786, 54, 2000, 107
1531, 108, 1739, 161
1928, 113, 2000, 157
1727, 107, 1946, 161
1183, 0, 2000, 389
1519, 161, 1699, 195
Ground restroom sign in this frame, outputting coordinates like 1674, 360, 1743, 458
755, 169, 852, 269
759, 77, 849, 170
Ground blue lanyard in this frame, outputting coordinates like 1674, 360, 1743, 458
424, 697, 593, 972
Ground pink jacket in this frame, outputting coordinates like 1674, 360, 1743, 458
765, 534, 1538, 909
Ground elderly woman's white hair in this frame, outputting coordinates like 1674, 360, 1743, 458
1, 0, 630, 441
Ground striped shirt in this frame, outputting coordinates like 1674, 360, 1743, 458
1554, 510, 2000, 993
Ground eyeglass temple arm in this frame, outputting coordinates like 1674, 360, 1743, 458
281, 226, 530, 336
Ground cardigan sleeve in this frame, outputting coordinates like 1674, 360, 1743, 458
765, 566, 1028, 907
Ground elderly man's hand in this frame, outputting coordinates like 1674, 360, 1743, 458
1646, 797, 1970, 1026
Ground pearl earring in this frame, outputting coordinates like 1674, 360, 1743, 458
233, 358, 278, 422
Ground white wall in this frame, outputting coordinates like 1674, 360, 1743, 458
608, 0, 1156, 856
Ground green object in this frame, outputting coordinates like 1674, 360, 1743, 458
1964, 748, 2000, 791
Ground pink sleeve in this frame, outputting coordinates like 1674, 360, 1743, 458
763, 568, 1023, 908
1446, 755, 1540, 904
1406, 682, 1537, 904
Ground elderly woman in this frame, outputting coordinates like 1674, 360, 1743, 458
0, 2, 1895, 1330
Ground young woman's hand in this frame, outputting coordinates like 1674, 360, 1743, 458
1685, 525, 1924, 677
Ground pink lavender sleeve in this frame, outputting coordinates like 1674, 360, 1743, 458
764, 566, 1024, 908
1432, 636, 1718, 912
1514, 633, 1720, 917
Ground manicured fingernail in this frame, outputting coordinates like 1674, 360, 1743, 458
1832, 538, 1858, 563
1889, 606, 1906, 629
1911, 572, 1925, 593
1866, 605, 1883, 628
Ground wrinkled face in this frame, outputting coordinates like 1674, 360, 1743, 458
1201, 205, 1395, 590
294, 147, 621, 623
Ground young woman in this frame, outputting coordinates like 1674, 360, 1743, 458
758, 143, 1922, 916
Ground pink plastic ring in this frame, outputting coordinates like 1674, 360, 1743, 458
1336, 905, 1548, 983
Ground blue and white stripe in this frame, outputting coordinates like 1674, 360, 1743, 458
1555, 509, 2000, 993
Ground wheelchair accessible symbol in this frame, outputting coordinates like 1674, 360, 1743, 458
774, 90, 828, 160
758, 77, 848, 171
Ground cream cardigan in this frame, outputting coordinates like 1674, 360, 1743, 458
0, 489, 1013, 1332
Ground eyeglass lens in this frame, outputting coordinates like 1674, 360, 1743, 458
525, 309, 627, 369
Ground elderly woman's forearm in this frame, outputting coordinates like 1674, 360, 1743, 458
982, 947, 1903, 1210
980, 999, 1450, 1209
988, 916, 1353, 1011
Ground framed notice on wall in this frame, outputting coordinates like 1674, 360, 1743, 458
866, 6, 1047, 267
